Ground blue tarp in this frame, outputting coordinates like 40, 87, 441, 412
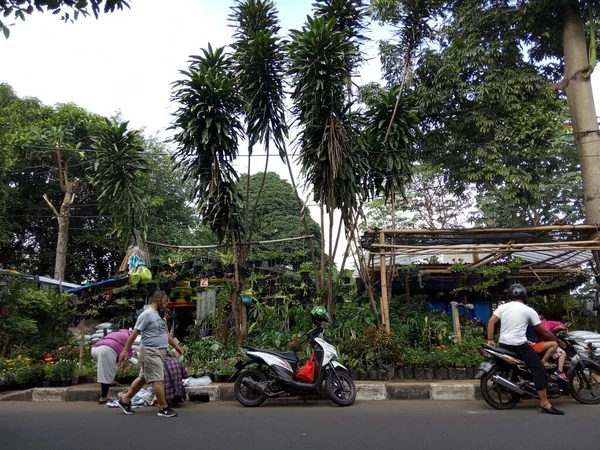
65, 275, 128, 293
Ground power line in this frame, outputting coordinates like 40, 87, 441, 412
3, 138, 596, 157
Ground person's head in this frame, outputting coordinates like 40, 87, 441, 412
508, 284, 528, 303
539, 314, 545, 321
151, 290, 168, 317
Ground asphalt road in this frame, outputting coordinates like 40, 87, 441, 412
0, 399, 597, 450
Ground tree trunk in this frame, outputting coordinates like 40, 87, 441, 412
46, 176, 80, 283
231, 233, 248, 349
561, 6, 600, 332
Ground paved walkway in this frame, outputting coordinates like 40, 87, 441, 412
0, 380, 482, 402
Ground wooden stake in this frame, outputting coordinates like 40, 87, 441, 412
379, 231, 391, 334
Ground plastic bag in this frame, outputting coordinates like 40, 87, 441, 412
184, 376, 212, 387
296, 352, 316, 382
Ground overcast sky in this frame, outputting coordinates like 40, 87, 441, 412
1, 0, 599, 263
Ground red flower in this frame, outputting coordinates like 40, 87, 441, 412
1, 308, 7, 316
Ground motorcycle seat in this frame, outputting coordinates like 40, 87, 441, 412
483, 344, 519, 358
244, 346, 299, 363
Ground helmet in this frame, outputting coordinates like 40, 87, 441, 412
508, 284, 528, 302
311, 305, 331, 325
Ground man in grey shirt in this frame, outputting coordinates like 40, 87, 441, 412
117, 290, 184, 418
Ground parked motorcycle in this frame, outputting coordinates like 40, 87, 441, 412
231, 307, 356, 407
476, 329, 600, 409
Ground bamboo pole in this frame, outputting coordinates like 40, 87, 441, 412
365, 225, 600, 235
379, 231, 391, 334
371, 248, 600, 256
451, 303, 462, 345
370, 240, 600, 250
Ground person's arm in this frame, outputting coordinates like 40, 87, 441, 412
535, 324, 558, 342
487, 314, 499, 346
119, 329, 139, 363
168, 331, 184, 355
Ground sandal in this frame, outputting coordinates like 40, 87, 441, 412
538, 405, 565, 415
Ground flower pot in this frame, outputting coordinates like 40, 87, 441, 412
183, 261, 194, 270
448, 368, 458, 380
435, 368, 449, 380
424, 367, 434, 380
403, 367, 414, 379
204, 269, 214, 278
43, 380, 51, 388
61, 380, 72, 387
189, 280, 198, 288
456, 368, 467, 380
300, 271, 311, 282
395, 367, 404, 379
368, 370, 378, 380
466, 367, 475, 379
414, 367, 425, 380
510, 267, 520, 275
223, 265, 233, 274
150, 259, 160, 267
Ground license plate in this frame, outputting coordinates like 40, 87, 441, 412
478, 361, 493, 372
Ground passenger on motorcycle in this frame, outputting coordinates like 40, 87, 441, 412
486, 284, 565, 415
539, 315, 568, 380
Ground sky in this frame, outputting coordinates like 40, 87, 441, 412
1, 0, 599, 265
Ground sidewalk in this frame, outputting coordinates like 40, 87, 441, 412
0, 380, 482, 403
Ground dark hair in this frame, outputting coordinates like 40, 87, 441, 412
151, 290, 168, 303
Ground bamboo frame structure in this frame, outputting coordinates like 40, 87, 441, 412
362, 225, 596, 334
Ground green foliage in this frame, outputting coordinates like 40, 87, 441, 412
239, 172, 320, 256
171, 45, 245, 244
0, 0, 130, 38
229, 0, 288, 156
287, 15, 357, 210
91, 118, 149, 240
0, 276, 73, 358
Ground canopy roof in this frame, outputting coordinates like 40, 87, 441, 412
362, 224, 599, 272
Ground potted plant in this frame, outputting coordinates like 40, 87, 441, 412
217, 251, 235, 274
507, 257, 524, 275
299, 262, 313, 282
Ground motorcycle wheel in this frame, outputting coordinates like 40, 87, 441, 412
480, 367, 521, 410
568, 365, 600, 404
326, 370, 356, 407
234, 369, 268, 407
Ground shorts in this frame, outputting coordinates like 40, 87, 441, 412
528, 342, 545, 353
138, 346, 167, 383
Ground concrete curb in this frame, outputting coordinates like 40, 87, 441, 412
0, 381, 482, 403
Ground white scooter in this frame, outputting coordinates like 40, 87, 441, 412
231, 308, 356, 407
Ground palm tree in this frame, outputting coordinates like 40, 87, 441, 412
90, 118, 149, 243
171, 45, 247, 345
287, 15, 359, 309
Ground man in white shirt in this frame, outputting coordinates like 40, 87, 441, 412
487, 284, 565, 415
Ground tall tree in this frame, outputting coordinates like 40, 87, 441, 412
171, 45, 247, 346
90, 118, 150, 242
0, 0, 130, 38
287, 15, 358, 309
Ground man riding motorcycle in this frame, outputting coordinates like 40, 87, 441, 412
486, 284, 565, 415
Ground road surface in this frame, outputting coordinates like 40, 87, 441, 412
0, 399, 596, 450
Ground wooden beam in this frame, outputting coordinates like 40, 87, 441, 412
365, 224, 600, 235
372, 248, 600, 256
379, 231, 391, 334
370, 239, 600, 251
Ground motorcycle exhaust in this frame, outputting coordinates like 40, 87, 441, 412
242, 378, 266, 395
491, 374, 525, 395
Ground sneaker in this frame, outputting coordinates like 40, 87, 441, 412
556, 370, 567, 381
117, 399, 135, 415
157, 406, 178, 418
